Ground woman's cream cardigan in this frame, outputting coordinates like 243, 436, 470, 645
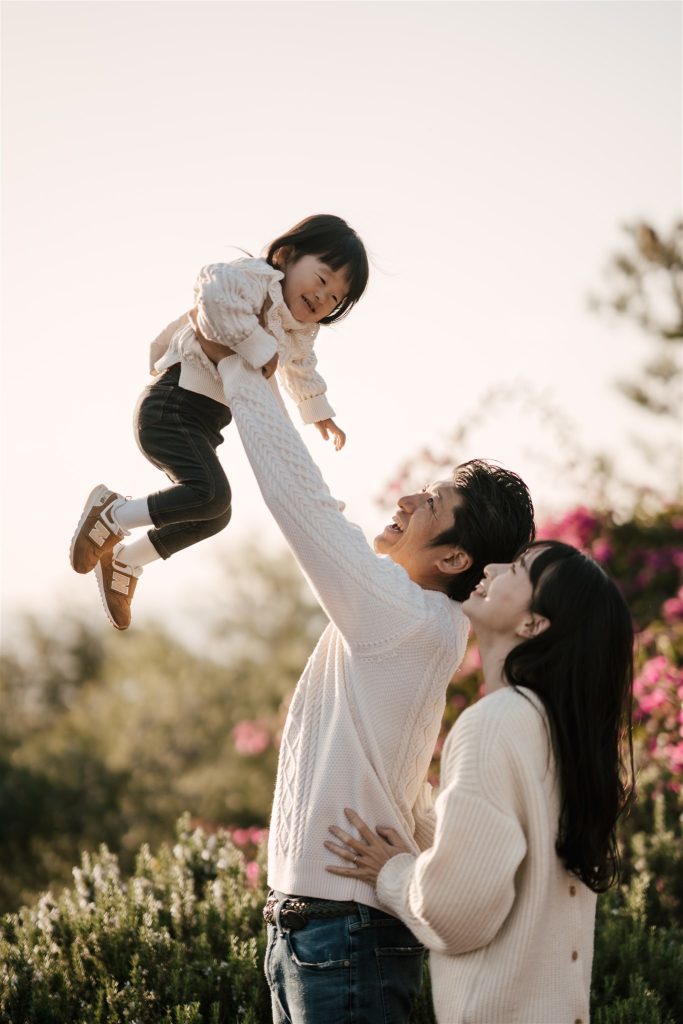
377, 685, 596, 1024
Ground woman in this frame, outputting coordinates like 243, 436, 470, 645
325, 541, 634, 1024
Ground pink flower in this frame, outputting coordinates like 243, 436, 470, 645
232, 828, 250, 847
591, 538, 613, 563
662, 589, 683, 623
663, 741, 683, 773
539, 507, 600, 549
245, 861, 261, 886
232, 720, 270, 756
638, 655, 670, 687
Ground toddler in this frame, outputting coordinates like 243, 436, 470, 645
70, 214, 369, 629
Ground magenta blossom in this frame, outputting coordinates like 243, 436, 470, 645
232, 720, 270, 756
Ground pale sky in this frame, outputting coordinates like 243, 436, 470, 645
2, 1, 681, 639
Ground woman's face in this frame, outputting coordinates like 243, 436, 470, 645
463, 549, 542, 637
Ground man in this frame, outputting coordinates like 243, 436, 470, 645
199, 337, 535, 1023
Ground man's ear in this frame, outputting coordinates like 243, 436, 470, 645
436, 548, 472, 577
515, 613, 550, 640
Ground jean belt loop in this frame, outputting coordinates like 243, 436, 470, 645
357, 902, 371, 927
273, 897, 287, 937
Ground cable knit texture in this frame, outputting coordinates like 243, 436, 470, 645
219, 356, 470, 910
150, 258, 335, 424
376, 685, 597, 1023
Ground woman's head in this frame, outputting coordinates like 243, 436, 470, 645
471, 541, 635, 892
266, 214, 369, 325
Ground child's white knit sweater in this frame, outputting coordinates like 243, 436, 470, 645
218, 355, 470, 911
376, 685, 597, 1024
150, 258, 335, 425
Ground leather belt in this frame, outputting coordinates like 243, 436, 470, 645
263, 894, 358, 931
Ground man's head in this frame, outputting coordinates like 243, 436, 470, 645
374, 459, 535, 601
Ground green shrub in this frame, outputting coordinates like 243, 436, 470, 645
0, 816, 270, 1024
3, 815, 682, 1024
591, 875, 683, 1024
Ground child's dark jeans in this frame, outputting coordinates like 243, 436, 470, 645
133, 364, 232, 559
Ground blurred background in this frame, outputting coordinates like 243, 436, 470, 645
1, 0, 681, 920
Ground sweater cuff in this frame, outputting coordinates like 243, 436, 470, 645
376, 853, 417, 919
233, 324, 278, 369
298, 392, 336, 425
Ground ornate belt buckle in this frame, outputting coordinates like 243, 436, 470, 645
281, 906, 307, 930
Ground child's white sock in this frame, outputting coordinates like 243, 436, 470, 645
112, 497, 153, 531
116, 534, 161, 569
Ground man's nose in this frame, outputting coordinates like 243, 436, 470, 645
398, 493, 420, 512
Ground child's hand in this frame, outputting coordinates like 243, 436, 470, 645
315, 419, 346, 451
261, 352, 279, 379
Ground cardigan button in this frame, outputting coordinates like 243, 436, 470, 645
571, 950, 578, 961
569, 885, 577, 896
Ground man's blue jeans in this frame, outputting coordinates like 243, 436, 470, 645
264, 899, 425, 1023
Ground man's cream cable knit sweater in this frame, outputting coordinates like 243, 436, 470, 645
376, 685, 597, 1024
218, 355, 469, 911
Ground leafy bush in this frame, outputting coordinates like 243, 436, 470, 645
0, 816, 270, 1024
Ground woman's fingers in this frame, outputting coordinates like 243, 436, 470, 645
328, 824, 366, 853
324, 839, 357, 862
344, 808, 377, 845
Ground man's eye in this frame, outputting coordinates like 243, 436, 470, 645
427, 496, 435, 509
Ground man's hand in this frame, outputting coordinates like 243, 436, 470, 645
189, 309, 236, 365
315, 418, 346, 451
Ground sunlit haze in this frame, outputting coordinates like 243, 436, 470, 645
2, 1, 681, 639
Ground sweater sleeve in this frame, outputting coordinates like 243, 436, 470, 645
376, 708, 527, 954
149, 313, 189, 374
277, 340, 336, 424
412, 781, 437, 851
194, 263, 278, 369
218, 356, 432, 651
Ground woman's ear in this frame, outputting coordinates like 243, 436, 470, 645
516, 613, 550, 640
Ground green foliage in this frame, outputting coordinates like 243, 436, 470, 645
0, 817, 270, 1024
589, 220, 683, 419
591, 877, 683, 1024
0, 548, 325, 914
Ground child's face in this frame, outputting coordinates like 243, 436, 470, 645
280, 253, 350, 324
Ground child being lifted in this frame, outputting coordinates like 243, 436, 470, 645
70, 214, 369, 630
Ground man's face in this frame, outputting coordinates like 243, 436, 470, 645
374, 481, 463, 589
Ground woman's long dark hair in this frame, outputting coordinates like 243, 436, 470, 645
504, 541, 635, 893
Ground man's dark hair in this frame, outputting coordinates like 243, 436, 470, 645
432, 459, 535, 601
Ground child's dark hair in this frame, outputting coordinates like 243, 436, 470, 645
265, 214, 369, 324
504, 541, 635, 893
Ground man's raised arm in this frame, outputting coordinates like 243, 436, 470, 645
218, 356, 429, 651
